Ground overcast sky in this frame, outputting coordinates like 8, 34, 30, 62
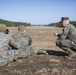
0, 0, 76, 25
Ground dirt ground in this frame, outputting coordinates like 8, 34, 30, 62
0, 26, 76, 75
0, 55, 76, 75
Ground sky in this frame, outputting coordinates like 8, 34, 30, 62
0, 0, 76, 25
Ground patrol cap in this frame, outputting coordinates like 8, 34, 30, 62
0, 24, 6, 32
18, 25, 25, 31
60, 17, 69, 23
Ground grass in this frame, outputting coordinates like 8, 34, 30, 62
7, 26, 62, 51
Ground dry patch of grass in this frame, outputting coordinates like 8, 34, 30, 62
8, 26, 62, 51
0, 55, 76, 75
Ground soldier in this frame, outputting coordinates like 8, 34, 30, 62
9, 25, 32, 59
54, 17, 76, 59
0, 24, 11, 50
0, 24, 14, 66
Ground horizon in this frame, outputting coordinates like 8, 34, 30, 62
0, 0, 76, 25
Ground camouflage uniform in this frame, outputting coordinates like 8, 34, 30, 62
0, 32, 15, 66
9, 31, 32, 59
0, 24, 18, 66
56, 24, 76, 51
0, 25, 32, 66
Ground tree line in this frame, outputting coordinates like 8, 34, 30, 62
48, 21, 76, 27
0, 19, 31, 27
0, 19, 76, 27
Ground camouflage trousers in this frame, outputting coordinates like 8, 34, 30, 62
15, 46, 32, 59
56, 39, 76, 51
0, 46, 32, 66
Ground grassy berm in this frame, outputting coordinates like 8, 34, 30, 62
0, 27, 76, 75
0, 55, 76, 75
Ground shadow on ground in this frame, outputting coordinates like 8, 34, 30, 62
46, 50, 68, 56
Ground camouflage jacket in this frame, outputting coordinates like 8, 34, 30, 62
0, 32, 11, 49
9, 31, 32, 49
58, 24, 76, 41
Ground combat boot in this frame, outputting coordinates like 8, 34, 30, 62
66, 48, 76, 59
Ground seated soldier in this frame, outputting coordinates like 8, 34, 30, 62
9, 25, 32, 58
0, 24, 11, 46
0, 24, 14, 66
54, 17, 76, 59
